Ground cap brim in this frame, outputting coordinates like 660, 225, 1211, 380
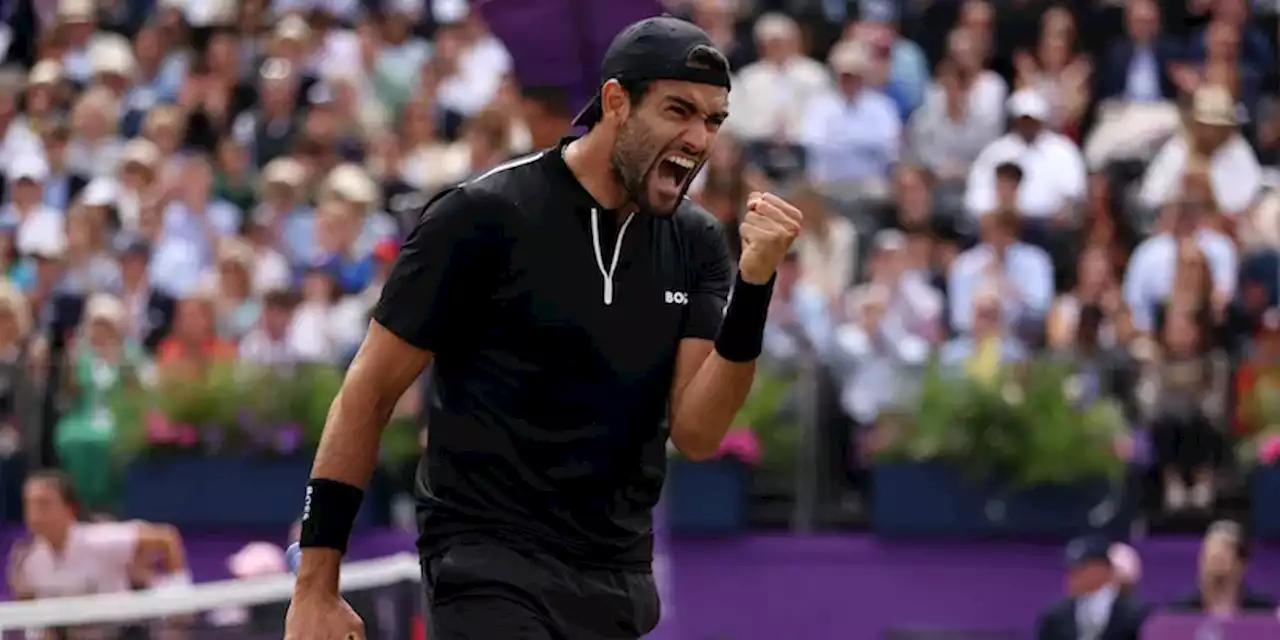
571, 93, 603, 128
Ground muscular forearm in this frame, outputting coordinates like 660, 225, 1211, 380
670, 354, 755, 460
297, 370, 400, 587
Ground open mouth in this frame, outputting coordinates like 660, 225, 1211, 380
656, 155, 696, 193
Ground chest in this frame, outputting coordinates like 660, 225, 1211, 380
494, 215, 692, 380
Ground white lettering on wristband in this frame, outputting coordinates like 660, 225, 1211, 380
302, 485, 312, 522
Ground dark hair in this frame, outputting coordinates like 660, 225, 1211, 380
26, 469, 81, 513
521, 85, 572, 119
995, 162, 1024, 184
263, 289, 298, 310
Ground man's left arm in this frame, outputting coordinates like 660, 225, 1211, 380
133, 522, 187, 577
669, 194, 802, 460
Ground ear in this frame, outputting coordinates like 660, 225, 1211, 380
600, 79, 631, 125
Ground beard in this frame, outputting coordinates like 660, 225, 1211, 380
609, 116, 695, 216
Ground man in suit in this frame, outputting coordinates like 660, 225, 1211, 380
1036, 536, 1150, 640
116, 236, 176, 354
1093, 0, 1177, 104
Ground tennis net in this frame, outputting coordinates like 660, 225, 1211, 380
0, 553, 423, 640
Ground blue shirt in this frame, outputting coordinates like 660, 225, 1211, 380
149, 200, 242, 297
1122, 230, 1237, 333
800, 89, 902, 185
947, 242, 1054, 334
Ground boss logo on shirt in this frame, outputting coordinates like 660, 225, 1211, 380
664, 291, 689, 305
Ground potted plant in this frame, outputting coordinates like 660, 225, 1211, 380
114, 363, 391, 528
665, 367, 794, 536
871, 360, 1134, 539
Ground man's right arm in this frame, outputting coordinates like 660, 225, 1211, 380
294, 187, 504, 592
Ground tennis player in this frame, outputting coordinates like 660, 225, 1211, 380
285, 16, 803, 640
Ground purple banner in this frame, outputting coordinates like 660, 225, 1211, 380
1142, 614, 1280, 639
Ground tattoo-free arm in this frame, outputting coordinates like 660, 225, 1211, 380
296, 322, 433, 591
133, 522, 187, 574
668, 338, 755, 460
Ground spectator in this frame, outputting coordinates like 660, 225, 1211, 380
8, 470, 187, 600
0, 282, 40, 457
833, 283, 928, 432
941, 282, 1029, 378
790, 184, 856, 303
156, 287, 236, 378
2, 155, 64, 259
726, 13, 829, 145
1035, 536, 1149, 640
844, 0, 929, 118
66, 85, 124, 179
55, 294, 146, 512
906, 35, 1004, 183
288, 263, 353, 364
1168, 520, 1278, 613
212, 237, 261, 341
855, 229, 943, 348
151, 154, 242, 298
36, 118, 90, 213
116, 236, 175, 354
1138, 85, 1261, 219
239, 289, 302, 368
1123, 197, 1236, 336
61, 203, 122, 294
947, 208, 1054, 337
762, 251, 829, 364
1094, 0, 1178, 103
1012, 7, 1092, 137
1137, 307, 1229, 511
800, 40, 901, 199
964, 89, 1087, 223
1047, 246, 1130, 352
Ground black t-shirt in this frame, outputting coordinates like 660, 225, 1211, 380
372, 140, 732, 570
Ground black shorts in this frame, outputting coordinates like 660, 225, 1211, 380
422, 539, 660, 640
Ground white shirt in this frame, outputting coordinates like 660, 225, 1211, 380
437, 36, 511, 117
964, 132, 1087, 219
726, 56, 832, 141
1138, 133, 1261, 215
0, 203, 64, 256
239, 328, 301, 367
14, 522, 140, 598
251, 248, 292, 295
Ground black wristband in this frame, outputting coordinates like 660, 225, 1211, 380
298, 478, 364, 554
714, 274, 775, 363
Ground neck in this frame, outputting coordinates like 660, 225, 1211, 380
44, 527, 70, 552
563, 134, 631, 212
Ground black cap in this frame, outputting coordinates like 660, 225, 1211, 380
572, 16, 731, 128
1064, 536, 1112, 568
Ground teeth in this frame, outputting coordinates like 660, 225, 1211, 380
665, 156, 695, 169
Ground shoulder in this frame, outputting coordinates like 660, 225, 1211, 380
672, 198, 721, 234
1039, 596, 1075, 619
1042, 133, 1083, 156
673, 198, 731, 260
863, 90, 900, 113
416, 150, 552, 226
951, 246, 986, 273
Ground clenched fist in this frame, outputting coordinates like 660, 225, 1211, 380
739, 192, 804, 284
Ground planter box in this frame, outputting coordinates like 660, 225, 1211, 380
872, 462, 1131, 540
665, 458, 749, 536
122, 457, 388, 528
1251, 465, 1280, 538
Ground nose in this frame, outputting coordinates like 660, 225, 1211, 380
680, 123, 714, 157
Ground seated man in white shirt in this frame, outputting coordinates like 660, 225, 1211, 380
240, 289, 304, 367
8, 470, 189, 603
726, 13, 831, 145
964, 89, 1087, 223
1138, 84, 1261, 223
2, 155, 65, 257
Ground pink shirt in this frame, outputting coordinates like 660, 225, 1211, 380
12, 522, 141, 598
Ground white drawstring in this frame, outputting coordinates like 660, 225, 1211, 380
589, 208, 635, 305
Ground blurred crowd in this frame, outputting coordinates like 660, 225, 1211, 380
705, 0, 1280, 522
0, 0, 1276, 553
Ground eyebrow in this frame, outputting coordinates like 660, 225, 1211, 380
668, 96, 729, 124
